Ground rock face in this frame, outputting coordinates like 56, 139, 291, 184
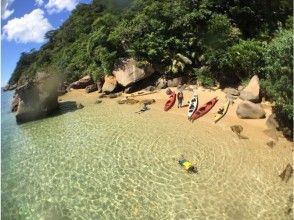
70, 75, 93, 89
113, 58, 154, 87
102, 75, 117, 93
3, 83, 17, 91
236, 101, 266, 119
239, 75, 260, 102
85, 84, 97, 93
15, 76, 59, 124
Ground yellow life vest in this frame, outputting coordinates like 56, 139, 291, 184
183, 161, 193, 170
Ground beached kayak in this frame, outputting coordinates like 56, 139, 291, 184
191, 97, 218, 121
187, 95, 198, 119
214, 99, 230, 123
164, 92, 176, 111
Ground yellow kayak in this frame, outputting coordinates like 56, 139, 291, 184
214, 99, 230, 123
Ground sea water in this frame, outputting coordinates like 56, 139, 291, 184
1, 91, 292, 219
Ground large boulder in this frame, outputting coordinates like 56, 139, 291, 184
239, 75, 260, 102
236, 101, 266, 119
70, 75, 93, 89
102, 75, 117, 93
15, 75, 59, 124
113, 58, 154, 87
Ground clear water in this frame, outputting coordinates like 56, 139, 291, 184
1, 91, 292, 219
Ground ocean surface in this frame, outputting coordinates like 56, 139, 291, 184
1, 91, 292, 219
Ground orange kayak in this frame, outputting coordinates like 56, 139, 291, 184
191, 97, 218, 121
164, 92, 176, 111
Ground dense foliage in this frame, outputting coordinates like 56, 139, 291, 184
9, 0, 293, 122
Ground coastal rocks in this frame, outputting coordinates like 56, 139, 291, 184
155, 77, 168, 89
85, 84, 97, 93
279, 164, 293, 183
95, 100, 102, 104
140, 99, 156, 105
76, 103, 84, 109
102, 75, 117, 93
117, 98, 139, 104
70, 75, 93, 89
266, 140, 275, 148
236, 101, 266, 119
239, 75, 260, 103
266, 114, 279, 130
3, 83, 17, 91
167, 77, 183, 87
113, 58, 154, 87
15, 76, 59, 124
96, 78, 104, 93
11, 95, 20, 112
166, 88, 172, 95
230, 125, 248, 139
223, 88, 240, 96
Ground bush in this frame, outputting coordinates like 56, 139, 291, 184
194, 66, 215, 87
261, 29, 293, 120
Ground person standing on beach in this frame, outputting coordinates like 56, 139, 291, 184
177, 91, 184, 108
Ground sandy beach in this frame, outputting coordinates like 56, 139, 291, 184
60, 86, 289, 145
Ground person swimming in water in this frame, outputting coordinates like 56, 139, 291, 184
178, 159, 198, 173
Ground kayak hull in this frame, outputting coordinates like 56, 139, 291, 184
214, 100, 230, 123
164, 92, 176, 111
191, 97, 218, 121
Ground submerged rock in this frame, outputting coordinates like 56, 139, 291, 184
236, 101, 266, 119
230, 125, 249, 139
279, 164, 293, 183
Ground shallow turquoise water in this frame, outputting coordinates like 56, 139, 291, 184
1, 91, 292, 219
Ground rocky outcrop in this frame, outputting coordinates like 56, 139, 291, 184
236, 101, 266, 119
85, 84, 97, 93
15, 75, 59, 124
239, 75, 260, 102
113, 58, 154, 87
70, 75, 93, 89
102, 75, 118, 93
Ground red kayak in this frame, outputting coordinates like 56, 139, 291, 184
164, 92, 176, 111
191, 97, 218, 121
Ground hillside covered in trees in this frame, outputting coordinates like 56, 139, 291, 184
8, 0, 293, 127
